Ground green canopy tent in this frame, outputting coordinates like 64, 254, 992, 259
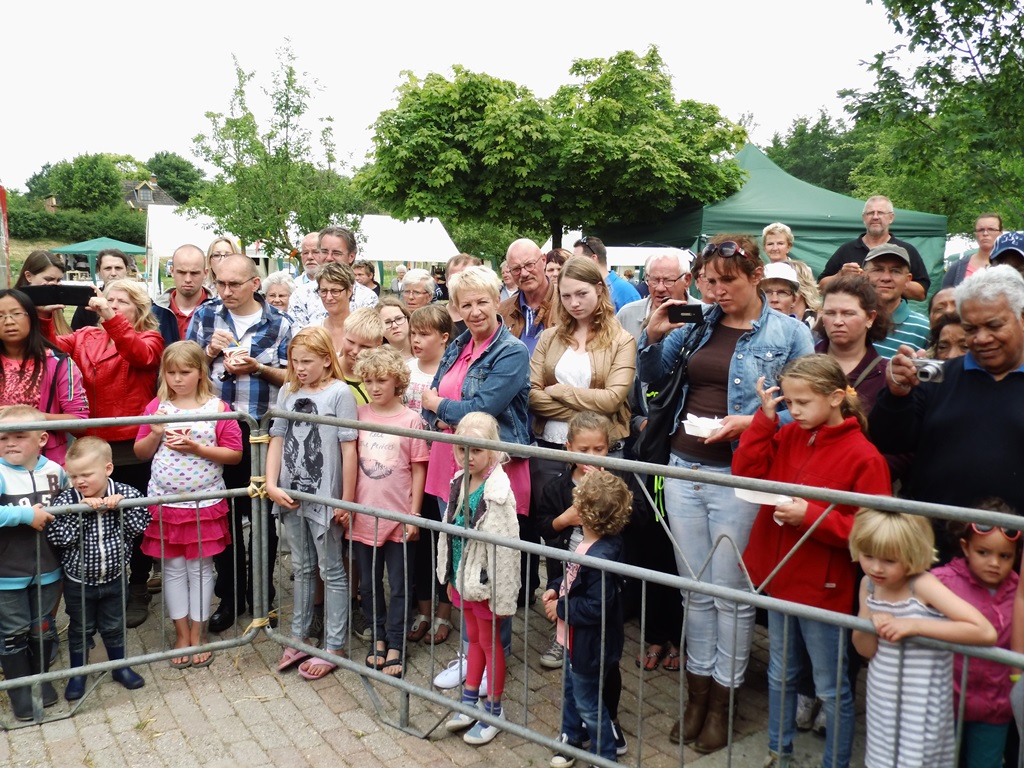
51, 237, 146, 280
598, 144, 948, 295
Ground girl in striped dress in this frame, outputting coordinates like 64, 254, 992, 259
849, 509, 997, 768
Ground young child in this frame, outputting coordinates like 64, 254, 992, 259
733, 354, 892, 768
542, 470, 632, 767
850, 509, 998, 768
350, 346, 429, 678
535, 411, 630, 754
340, 308, 385, 406
0, 405, 62, 720
933, 504, 1019, 768
437, 412, 520, 746
268, 327, 358, 680
134, 341, 243, 668
406, 304, 454, 645
47, 436, 151, 701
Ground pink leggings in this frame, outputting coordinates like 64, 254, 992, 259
463, 601, 505, 702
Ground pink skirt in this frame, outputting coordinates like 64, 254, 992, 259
140, 500, 231, 561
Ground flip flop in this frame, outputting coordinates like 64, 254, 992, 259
170, 654, 192, 669
277, 646, 310, 672
407, 614, 431, 643
366, 643, 387, 671
637, 644, 667, 671
662, 647, 682, 672
298, 655, 339, 681
192, 651, 215, 668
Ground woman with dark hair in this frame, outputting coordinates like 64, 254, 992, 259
928, 313, 967, 361
545, 248, 570, 282
16, 251, 72, 335
0, 289, 88, 464
638, 234, 814, 753
815, 275, 891, 414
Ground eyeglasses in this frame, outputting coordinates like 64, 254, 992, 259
299, 249, 319, 257
971, 523, 1021, 541
318, 288, 349, 298
403, 289, 430, 298
214, 277, 256, 292
863, 209, 894, 218
764, 289, 795, 298
209, 252, 233, 260
646, 275, 683, 288
975, 228, 1000, 235
701, 241, 753, 261
509, 259, 541, 276
0, 312, 29, 322
320, 249, 349, 260
382, 316, 407, 329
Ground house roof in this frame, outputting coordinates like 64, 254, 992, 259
121, 180, 178, 210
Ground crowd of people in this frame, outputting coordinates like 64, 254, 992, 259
1, 202, 1023, 768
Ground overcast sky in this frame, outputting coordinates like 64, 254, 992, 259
1, 0, 908, 191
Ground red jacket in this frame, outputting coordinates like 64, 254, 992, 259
734, 409, 891, 612
42, 313, 163, 443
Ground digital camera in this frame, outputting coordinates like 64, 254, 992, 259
912, 358, 945, 383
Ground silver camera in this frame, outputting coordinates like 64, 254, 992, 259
912, 358, 945, 383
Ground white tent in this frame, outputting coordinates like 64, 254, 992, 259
542, 229, 694, 269
356, 214, 458, 264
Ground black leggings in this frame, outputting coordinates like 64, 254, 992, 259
410, 494, 450, 605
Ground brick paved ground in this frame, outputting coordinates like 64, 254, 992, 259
0, 561, 866, 767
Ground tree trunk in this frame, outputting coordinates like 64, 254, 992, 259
550, 221, 561, 250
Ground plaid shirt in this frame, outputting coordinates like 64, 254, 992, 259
186, 297, 293, 420
47, 480, 150, 585
288, 280, 378, 328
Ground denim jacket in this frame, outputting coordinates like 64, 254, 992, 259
426, 323, 532, 445
637, 298, 814, 440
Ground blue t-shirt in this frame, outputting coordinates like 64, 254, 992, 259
606, 271, 641, 312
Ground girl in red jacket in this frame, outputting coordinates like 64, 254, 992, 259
733, 354, 891, 768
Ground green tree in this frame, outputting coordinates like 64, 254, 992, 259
189, 45, 357, 256
48, 153, 122, 212
146, 151, 206, 203
842, 0, 1024, 232
764, 112, 869, 195
24, 163, 53, 201
358, 47, 746, 247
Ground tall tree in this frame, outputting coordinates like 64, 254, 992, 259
24, 163, 53, 201
48, 154, 122, 212
764, 112, 868, 196
358, 48, 746, 247
189, 45, 357, 256
146, 151, 206, 203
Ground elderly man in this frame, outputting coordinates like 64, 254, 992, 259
296, 233, 320, 287
863, 244, 930, 358
390, 264, 407, 295
616, 250, 696, 340
871, 265, 1024, 557
289, 226, 378, 326
574, 235, 640, 311
499, 239, 555, 355
818, 195, 930, 301
155, 244, 213, 339
187, 255, 291, 631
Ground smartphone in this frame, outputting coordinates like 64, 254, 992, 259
21, 284, 97, 307
667, 303, 704, 324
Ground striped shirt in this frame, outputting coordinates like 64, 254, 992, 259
873, 300, 930, 359
288, 280, 378, 328
187, 297, 293, 420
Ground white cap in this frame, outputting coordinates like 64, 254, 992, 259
762, 261, 800, 287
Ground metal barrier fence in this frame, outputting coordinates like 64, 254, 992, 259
2, 409, 1022, 768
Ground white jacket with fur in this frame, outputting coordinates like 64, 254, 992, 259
436, 464, 521, 617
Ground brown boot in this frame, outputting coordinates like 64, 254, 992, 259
693, 679, 733, 753
125, 583, 152, 629
680, 671, 712, 744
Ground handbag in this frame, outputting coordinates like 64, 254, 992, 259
634, 326, 703, 465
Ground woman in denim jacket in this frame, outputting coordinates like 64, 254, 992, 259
637, 235, 814, 753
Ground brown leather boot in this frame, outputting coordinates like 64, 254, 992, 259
679, 671, 712, 744
693, 679, 733, 753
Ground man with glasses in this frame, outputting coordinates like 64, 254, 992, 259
574, 236, 641, 311
818, 195, 930, 301
296, 233, 321, 287
498, 239, 555, 355
863, 244, 930, 358
616, 250, 696, 341
288, 226, 378, 327
187, 254, 291, 632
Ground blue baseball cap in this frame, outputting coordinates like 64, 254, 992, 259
991, 232, 1024, 264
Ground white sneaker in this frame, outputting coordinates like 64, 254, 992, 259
813, 704, 827, 735
444, 699, 482, 732
434, 655, 467, 689
539, 636, 565, 669
549, 733, 581, 768
463, 707, 505, 745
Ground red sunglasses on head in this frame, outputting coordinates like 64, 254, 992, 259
971, 523, 1021, 541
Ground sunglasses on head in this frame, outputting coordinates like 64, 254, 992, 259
701, 241, 753, 261
971, 522, 1021, 541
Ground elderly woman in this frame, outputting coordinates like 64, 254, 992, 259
639, 234, 813, 753
206, 237, 240, 293
401, 269, 436, 311
263, 270, 296, 314
16, 251, 72, 335
762, 222, 794, 263
0, 289, 88, 464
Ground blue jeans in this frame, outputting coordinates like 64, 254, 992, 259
663, 455, 758, 687
63, 579, 127, 653
0, 582, 60, 653
767, 611, 854, 768
353, 540, 410, 650
282, 512, 348, 652
562, 661, 616, 762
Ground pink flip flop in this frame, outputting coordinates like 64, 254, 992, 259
277, 646, 310, 672
298, 656, 338, 681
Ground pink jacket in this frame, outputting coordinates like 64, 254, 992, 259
933, 556, 1017, 724
37, 352, 90, 464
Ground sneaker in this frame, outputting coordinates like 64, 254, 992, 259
350, 603, 372, 642
762, 751, 793, 767
795, 694, 819, 731
813, 705, 827, 735
539, 636, 565, 669
434, 655, 468, 689
445, 699, 482, 732
550, 733, 582, 768
579, 721, 591, 750
611, 720, 627, 756
463, 707, 505, 745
